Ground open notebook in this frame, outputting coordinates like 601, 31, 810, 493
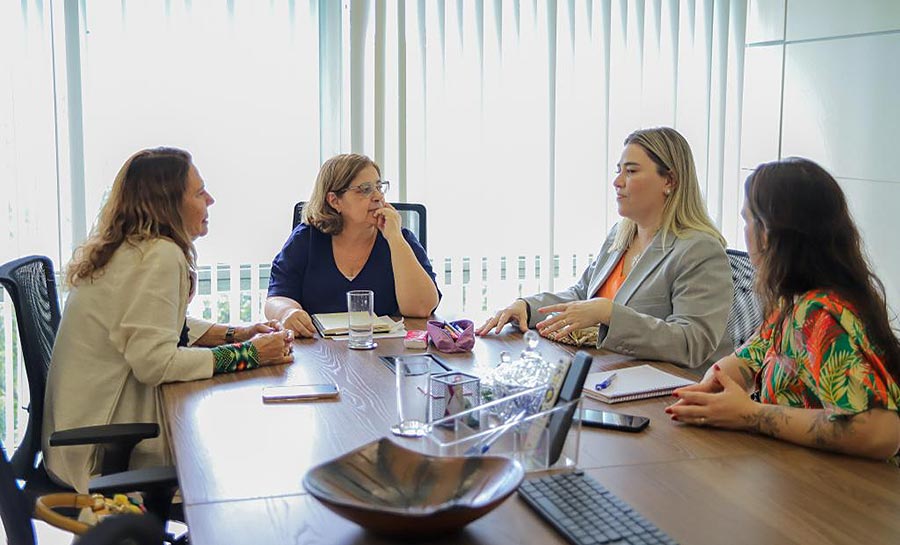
312, 312, 405, 337
583, 365, 695, 404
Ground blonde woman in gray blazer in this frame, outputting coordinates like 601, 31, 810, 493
478, 127, 732, 371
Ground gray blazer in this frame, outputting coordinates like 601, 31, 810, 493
522, 226, 733, 372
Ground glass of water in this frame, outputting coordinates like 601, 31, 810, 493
392, 357, 431, 437
346, 290, 376, 350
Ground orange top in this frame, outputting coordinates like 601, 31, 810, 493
594, 254, 626, 300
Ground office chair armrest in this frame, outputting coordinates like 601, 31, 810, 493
49, 423, 160, 447
50, 423, 160, 475
89, 465, 179, 494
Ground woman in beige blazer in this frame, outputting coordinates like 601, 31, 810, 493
478, 127, 732, 371
43, 147, 294, 492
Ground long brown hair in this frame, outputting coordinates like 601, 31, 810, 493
67, 147, 197, 285
613, 127, 725, 251
745, 157, 900, 383
303, 153, 381, 235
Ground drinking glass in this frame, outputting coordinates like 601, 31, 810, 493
346, 290, 376, 350
392, 357, 431, 437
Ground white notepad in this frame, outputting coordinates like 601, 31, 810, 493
583, 365, 695, 404
312, 312, 404, 337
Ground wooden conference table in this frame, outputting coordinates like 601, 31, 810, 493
161, 321, 900, 545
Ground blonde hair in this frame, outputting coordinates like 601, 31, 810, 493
612, 127, 726, 251
303, 153, 381, 235
66, 147, 197, 286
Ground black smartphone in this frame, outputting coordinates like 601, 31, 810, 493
546, 351, 593, 465
379, 353, 451, 374
580, 408, 649, 432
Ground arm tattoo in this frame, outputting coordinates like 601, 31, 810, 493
808, 411, 858, 448
742, 405, 790, 437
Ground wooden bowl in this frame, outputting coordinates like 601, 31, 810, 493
303, 437, 524, 537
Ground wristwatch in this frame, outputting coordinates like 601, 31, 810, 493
225, 326, 236, 344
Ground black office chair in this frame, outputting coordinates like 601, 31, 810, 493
1, 440, 165, 545
0, 440, 34, 545
292, 201, 428, 251
0, 256, 179, 532
725, 249, 763, 348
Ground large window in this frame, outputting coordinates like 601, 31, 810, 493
5, 0, 748, 315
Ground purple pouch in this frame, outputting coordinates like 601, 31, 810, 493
426, 320, 475, 353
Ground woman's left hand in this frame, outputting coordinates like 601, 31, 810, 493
536, 299, 612, 339
251, 330, 295, 364
237, 320, 283, 342
373, 203, 403, 241
665, 366, 758, 429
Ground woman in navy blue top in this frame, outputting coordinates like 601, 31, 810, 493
265, 154, 440, 337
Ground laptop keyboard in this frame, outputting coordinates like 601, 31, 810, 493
518, 471, 678, 545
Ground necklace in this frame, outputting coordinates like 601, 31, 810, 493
628, 230, 658, 271
629, 242, 648, 270
631, 251, 642, 269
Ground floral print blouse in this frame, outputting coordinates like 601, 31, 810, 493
737, 290, 900, 463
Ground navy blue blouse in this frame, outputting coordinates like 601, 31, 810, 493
267, 223, 439, 316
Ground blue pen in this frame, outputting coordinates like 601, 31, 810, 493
464, 409, 528, 456
594, 372, 617, 391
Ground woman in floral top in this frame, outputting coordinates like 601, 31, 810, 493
667, 157, 900, 462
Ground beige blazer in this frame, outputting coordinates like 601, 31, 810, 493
43, 239, 215, 492
522, 226, 733, 372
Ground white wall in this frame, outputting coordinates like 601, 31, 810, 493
742, 0, 900, 314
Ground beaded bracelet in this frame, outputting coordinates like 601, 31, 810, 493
211, 341, 260, 374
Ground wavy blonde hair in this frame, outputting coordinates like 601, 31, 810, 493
612, 127, 726, 251
66, 147, 197, 286
302, 153, 381, 235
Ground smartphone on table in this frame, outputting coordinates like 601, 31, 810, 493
262, 384, 340, 403
580, 408, 649, 432
379, 353, 451, 374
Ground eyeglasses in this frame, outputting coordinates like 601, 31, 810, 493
341, 180, 390, 197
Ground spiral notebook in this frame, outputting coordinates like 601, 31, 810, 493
583, 365, 695, 404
